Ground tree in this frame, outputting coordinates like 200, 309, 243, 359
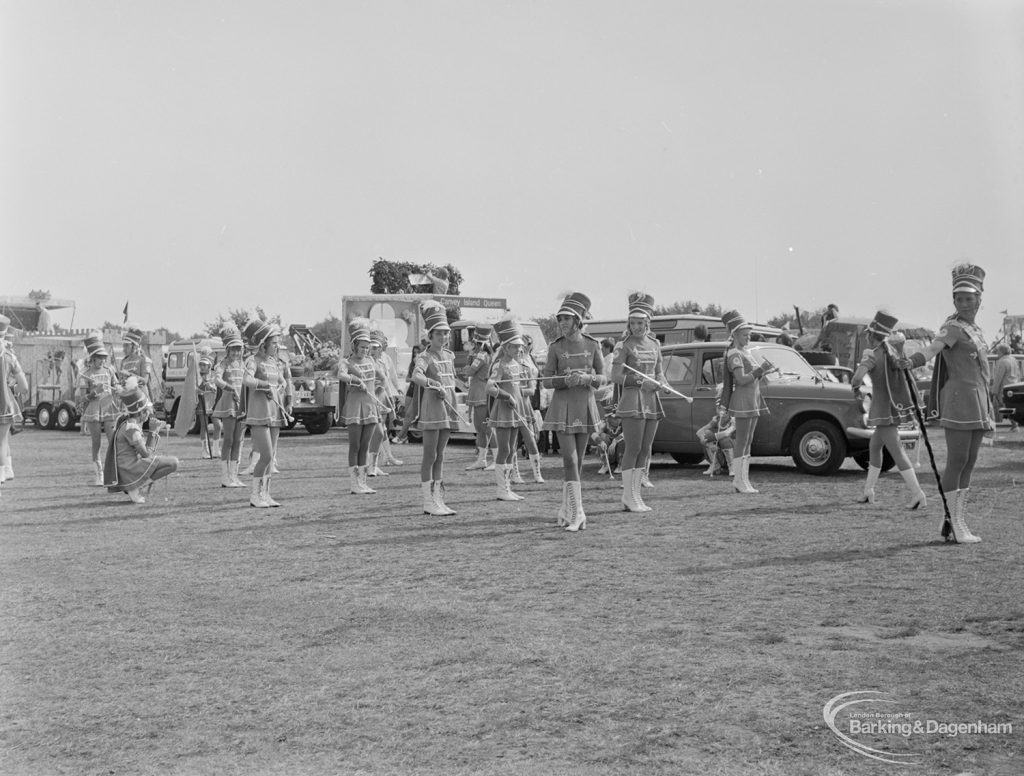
767, 306, 830, 333
310, 313, 345, 345
531, 314, 560, 345
369, 258, 463, 295
653, 300, 723, 318
202, 307, 282, 338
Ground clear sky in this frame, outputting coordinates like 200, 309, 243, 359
3, 0, 1022, 339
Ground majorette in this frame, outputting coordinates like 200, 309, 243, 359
339, 318, 385, 494
720, 310, 772, 495
78, 331, 120, 486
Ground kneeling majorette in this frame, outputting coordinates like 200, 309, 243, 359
487, 317, 532, 501
611, 291, 666, 513
907, 263, 991, 544
541, 292, 606, 532
720, 311, 773, 494
212, 325, 247, 488
103, 377, 179, 503
851, 311, 926, 509
241, 319, 290, 508
338, 318, 386, 494
411, 300, 461, 516
77, 332, 121, 486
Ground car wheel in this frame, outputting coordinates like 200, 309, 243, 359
791, 419, 846, 475
303, 414, 331, 435
35, 402, 54, 429
55, 403, 77, 431
852, 449, 896, 472
670, 453, 704, 466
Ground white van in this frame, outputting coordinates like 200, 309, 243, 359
585, 314, 781, 346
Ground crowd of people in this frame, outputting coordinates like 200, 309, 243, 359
0, 264, 1008, 543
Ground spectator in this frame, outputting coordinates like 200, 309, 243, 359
35, 302, 53, 333
822, 304, 839, 328
777, 332, 794, 347
991, 343, 1019, 429
693, 324, 712, 342
426, 268, 450, 294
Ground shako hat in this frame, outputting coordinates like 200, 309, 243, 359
370, 329, 389, 348
472, 323, 493, 344
419, 300, 450, 333
118, 376, 151, 414
220, 325, 244, 349
627, 292, 655, 319
348, 318, 373, 345
951, 263, 985, 294
721, 310, 752, 336
84, 331, 109, 359
493, 318, 524, 347
123, 325, 144, 346
243, 319, 279, 349
557, 292, 592, 322
866, 310, 898, 337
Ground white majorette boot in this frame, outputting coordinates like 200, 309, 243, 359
621, 469, 642, 512
422, 481, 445, 515
557, 482, 568, 527
949, 488, 981, 544
632, 467, 652, 512
247, 452, 258, 475
250, 477, 269, 508
483, 448, 496, 471
732, 455, 751, 494
529, 453, 545, 483
858, 465, 881, 504
263, 476, 281, 507
357, 465, 376, 494
564, 481, 587, 532
510, 457, 526, 485
433, 480, 457, 515
742, 456, 759, 494
220, 460, 234, 488
126, 487, 146, 504
466, 447, 489, 470
640, 461, 653, 488
899, 467, 927, 510
227, 461, 245, 487
495, 464, 518, 501
382, 438, 402, 466
2, 455, 13, 480
350, 466, 364, 494
93, 460, 104, 486
271, 455, 281, 474
505, 464, 524, 500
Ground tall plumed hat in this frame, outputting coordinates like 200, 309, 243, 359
118, 376, 151, 414
472, 323, 493, 344
627, 291, 655, 319
721, 310, 752, 336
370, 329, 389, 348
419, 300, 450, 333
493, 317, 524, 347
220, 324, 244, 349
123, 325, 144, 346
348, 317, 372, 345
951, 263, 985, 294
557, 292, 592, 322
242, 319, 280, 349
83, 331, 109, 359
866, 310, 898, 337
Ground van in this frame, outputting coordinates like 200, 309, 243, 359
584, 314, 781, 346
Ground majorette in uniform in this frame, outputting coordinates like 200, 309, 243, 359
212, 325, 247, 488
338, 318, 385, 494
117, 325, 153, 403
851, 311, 926, 510
515, 335, 545, 484
720, 310, 772, 495
612, 292, 666, 513
410, 300, 460, 516
1, 315, 29, 489
908, 263, 991, 543
486, 317, 530, 501
366, 329, 403, 476
464, 323, 496, 471
103, 377, 178, 504
241, 319, 289, 508
77, 331, 121, 486
197, 348, 222, 458
541, 291, 607, 532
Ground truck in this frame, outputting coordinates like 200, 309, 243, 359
11, 329, 165, 430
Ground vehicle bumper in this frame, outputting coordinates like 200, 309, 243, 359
845, 426, 920, 443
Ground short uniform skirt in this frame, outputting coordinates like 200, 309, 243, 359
939, 379, 995, 431
245, 391, 286, 428
543, 386, 601, 434
616, 386, 664, 421
81, 395, 119, 423
418, 387, 461, 431
342, 389, 379, 426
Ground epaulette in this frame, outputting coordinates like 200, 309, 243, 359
581, 333, 600, 345
550, 334, 566, 345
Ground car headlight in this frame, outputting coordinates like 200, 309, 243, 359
1007, 389, 1016, 398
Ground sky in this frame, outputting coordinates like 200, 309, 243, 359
3, 0, 1022, 340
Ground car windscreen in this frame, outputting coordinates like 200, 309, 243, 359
749, 345, 819, 380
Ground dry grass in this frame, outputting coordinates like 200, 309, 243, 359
1, 426, 1022, 775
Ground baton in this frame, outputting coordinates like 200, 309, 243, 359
902, 368, 954, 540
622, 364, 694, 404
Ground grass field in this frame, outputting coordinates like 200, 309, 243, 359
1, 425, 1021, 775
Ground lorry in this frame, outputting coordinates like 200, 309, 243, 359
11, 329, 165, 430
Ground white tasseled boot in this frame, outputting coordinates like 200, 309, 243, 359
742, 456, 759, 494
93, 460, 104, 486
858, 465, 881, 504
632, 468, 652, 512
432, 480, 456, 515
466, 447, 488, 470
422, 481, 444, 515
250, 477, 268, 508
732, 455, 748, 493
640, 461, 653, 488
357, 466, 376, 494
950, 488, 981, 544
126, 487, 146, 504
557, 482, 568, 527
228, 461, 245, 487
483, 449, 496, 471
220, 461, 234, 488
529, 453, 545, 483
350, 466, 364, 494
564, 481, 587, 532
495, 464, 517, 501
262, 476, 280, 507
621, 469, 641, 512
899, 467, 927, 510
510, 456, 526, 485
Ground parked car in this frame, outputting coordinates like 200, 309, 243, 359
999, 382, 1024, 426
652, 342, 918, 475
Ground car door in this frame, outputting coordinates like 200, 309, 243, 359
657, 351, 698, 450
